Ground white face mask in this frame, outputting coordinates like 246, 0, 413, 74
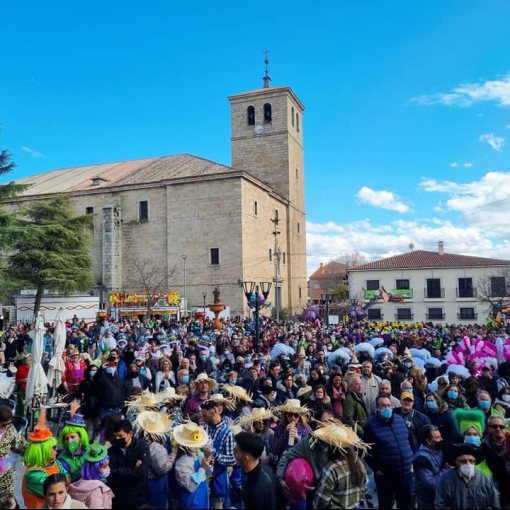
503, 395, 510, 403
459, 463, 475, 479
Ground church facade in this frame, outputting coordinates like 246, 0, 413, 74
8, 81, 308, 318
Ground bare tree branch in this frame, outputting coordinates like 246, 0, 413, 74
476, 269, 510, 317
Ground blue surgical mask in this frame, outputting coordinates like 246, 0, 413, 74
447, 391, 458, 400
403, 388, 413, 395
182, 375, 190, 384
245, 357, 251, 363
380, 407, 393, 419
426, 401, 437, 410
403, 362, 412, 369
479, 400, 491, 410
464, 435, 481, 446
106, 367, 116, 376
90, 371, 97, 377
229, 379, 237, 385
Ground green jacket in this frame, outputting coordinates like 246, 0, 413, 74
57, 447, 89, 482
342, 390, 369, 436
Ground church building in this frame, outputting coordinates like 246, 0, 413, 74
8, 71, 308, 318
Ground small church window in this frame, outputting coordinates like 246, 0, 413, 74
291, 107, 295, 126
247, 106, 255, 126
264, 103, 272, 124
296, 113, 300, 132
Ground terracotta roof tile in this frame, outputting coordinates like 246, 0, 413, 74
309, 261, 348, 279
350, 250, 510, 271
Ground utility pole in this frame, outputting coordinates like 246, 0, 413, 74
271, 216, 281, 321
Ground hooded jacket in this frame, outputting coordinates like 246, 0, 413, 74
68, 479, 113, 509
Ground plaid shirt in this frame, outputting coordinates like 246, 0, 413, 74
313, 457, 367, 509
208, 418, 236, 467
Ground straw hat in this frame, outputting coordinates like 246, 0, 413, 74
136, 411, 172, 440
312, 420, 370, 455
206, 393, 236, 411
28, 409, 53, 443
83, 443, 108, 463
221, 384, 253, 403
173, 421, 209, 449
237, 407, 274, 426
190, 373, 217, 393
158, 386, 186, 403
277, 399, 310, 416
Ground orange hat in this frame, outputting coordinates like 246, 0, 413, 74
28, 409, 53, 443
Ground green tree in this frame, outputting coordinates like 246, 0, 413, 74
331, 282, 349, 302
5, 195, 95, 315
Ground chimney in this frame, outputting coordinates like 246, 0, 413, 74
438, 241, 444, 255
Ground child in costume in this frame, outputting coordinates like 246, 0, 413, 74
57, 402, 90, 481
173, 421, 214, 509
68, 443, 114, 509
22, 410, 67, 509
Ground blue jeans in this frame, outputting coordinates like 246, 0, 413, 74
374, 471, 413, 510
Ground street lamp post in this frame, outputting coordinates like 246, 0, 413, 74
202, 292, 207, 313
242, 280, 272, 353
181, 255, 187, 316
321, 293, 332, 327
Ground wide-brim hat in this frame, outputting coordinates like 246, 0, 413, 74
173, 421, 209, 449
206, 393, 236, 411
190, 373, 217, 392
158, 386, 186, 403
445, 442, 485, 465
221, 384, 253, 403
83, 443, 108, 463
237, 407, 274, 426
277, 399, 310, 416
136, 410, 172, 438
312, 420, 370, 455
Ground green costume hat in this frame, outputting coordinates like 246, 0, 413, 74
83, 443, 108, 463
452, 408, 486, 436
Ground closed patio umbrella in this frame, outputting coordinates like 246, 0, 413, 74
47, 309, 66, 393
25, 314, 49, 404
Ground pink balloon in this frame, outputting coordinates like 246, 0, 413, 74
284, 458, 315, 503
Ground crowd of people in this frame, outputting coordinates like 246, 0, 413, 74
1, 312, 510, 508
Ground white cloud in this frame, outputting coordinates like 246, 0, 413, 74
411, 73, 510, 107
21, 146, 45, 158
464, 163, 473, 168
451, 162, 458, 167
355, 186, 409, 213
451, 162, 473, 168
479, 133, 505, 152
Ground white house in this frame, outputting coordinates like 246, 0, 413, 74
347, 242, 510, 324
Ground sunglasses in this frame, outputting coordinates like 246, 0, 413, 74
287, 413, 300, 418
491, 425, 506, 430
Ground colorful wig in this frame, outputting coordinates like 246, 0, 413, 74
80, 455, 110, 481
24, 437, 57, 467
59, 425, 90, 450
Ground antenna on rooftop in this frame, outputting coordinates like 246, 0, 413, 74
262, 49, 271, 88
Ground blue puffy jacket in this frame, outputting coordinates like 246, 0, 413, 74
363, 412, 414, 475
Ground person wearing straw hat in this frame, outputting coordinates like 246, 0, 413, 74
22, 410, 67, 509
68, 443, 114, 509
201, 400, 236, 509
184, 372, 217, 417
57, 402, 90, 482
206, 393, 236, 426
173, 421, 214, 509
311, 420, 370, 509
221, 383, 253, 419
270, 399, 312, 467
136, 410, 176, 509
237, 407, 274, 463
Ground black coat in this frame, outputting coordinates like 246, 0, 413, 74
96, 369, 125, 411
107, 437, 151, 509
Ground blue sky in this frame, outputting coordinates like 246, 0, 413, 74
2, 1, 510, 275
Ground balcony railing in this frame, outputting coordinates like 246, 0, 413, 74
426, 312, 445, 320
424, 287, 445, 299
457, 312, 478, 320
395, 312, 414, 320
456, 288, 477, 298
